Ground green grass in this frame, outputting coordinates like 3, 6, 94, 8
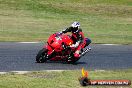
0, 69, 132, 88
0, 0, 132, 44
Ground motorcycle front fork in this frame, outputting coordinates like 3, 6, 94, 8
46, 50, 55, 59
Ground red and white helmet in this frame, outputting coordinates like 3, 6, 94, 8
71, 22, 80, 28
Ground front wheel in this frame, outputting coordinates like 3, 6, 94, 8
36, 48, 48, 63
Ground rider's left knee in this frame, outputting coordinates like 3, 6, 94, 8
74, 53, 80, 58
74, 50, 80, 58
85, 38, 91, 46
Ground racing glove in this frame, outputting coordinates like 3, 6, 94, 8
56, 32, 63, 36
70, 41, 80, 48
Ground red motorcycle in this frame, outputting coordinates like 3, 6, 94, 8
36, 32, 91, 63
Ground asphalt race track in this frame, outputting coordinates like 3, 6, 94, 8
0, 42, 132, 72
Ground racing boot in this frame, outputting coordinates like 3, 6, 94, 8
88, 46, 91, 50
81, 47, 91, 56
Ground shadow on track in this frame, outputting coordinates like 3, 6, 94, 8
35, 61, 87, 65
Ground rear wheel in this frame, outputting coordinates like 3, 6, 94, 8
36, 48, 48, 63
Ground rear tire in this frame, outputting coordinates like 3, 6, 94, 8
36, 48, 48, 63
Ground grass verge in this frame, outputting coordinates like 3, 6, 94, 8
0, 69, 132, 88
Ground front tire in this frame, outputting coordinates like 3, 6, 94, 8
36, 48, 48, 63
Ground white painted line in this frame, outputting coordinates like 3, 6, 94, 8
0, 72, 7, 74
18, 42, 40, 44
95, 70, 106, 72
0, 70, 65, 74
100, 44, 119, 45
11, 71, 30, 74
45, 70, 64, 72
0, 71, 30, 74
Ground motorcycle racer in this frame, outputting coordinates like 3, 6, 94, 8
59, 22, 91, 61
